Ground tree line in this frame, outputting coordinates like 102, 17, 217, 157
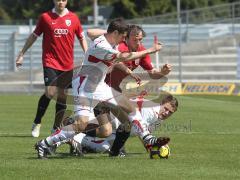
0, 0, 238, 24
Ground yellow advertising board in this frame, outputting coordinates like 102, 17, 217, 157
123, 81, 240, 96
183, 83, 235, 95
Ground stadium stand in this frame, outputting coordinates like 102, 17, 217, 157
1, 2, 240, 92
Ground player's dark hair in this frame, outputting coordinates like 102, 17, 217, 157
161, 94, 178, 110
127, 25, 146, 38
107, 18, 128, 34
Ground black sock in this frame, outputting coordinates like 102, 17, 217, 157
110, 127, 130, 156
53, 102, 67, 130
34, 94, 51, 124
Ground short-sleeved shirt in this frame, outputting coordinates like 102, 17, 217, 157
78, 34, 119, 89
110, 96, 161, 137
105, 41, 154, 89
130, 97, 160, 137
72, 35, 119, 116
34, 9, 84, 71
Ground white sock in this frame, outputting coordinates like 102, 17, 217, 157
73, 133, 87, 144
45, 126, 75, 146
86, 138, 110, 153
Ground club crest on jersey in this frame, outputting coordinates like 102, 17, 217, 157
65, 19, 71, 26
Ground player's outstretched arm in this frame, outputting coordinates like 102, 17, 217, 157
131, 118, 170, 149
16, 33, 38, 68
142, 134, 170, 150
115, 42, 163, 63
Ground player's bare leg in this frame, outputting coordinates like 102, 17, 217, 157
95, 113, 112, 138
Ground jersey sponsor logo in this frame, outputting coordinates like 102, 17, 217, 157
65, 19, 71, 26
54, 28, 69, 37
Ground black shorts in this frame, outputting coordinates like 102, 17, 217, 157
43, 67, 73, 89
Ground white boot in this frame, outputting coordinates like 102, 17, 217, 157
32, 123, 41, 137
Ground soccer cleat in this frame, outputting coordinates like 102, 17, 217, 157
35, 140, 51, 159
109, 150, 126, 158
32, 123, 41, 137
69, 140, 83, 156
119, 146, 127, 155
48, 144, 58, 155
119, 151, 126, 157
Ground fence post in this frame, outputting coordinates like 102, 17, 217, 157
29, 19, 33, 93
231, 3, 235, 35
11, 32, 18, 72
5, 40, 9, 72
185, 11, 189, 43
177, 0, 182, 83
237, 45, 240, 80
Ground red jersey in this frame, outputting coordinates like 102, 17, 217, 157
105, 41, 153, 90
34, 9, 84, 71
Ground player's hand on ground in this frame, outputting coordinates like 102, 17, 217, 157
16, 52, 24, 68
161, 64, 172, 75
154, 137, 170, 147
129, 73, 141, 85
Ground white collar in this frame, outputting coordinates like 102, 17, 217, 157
52, 8, 69, 17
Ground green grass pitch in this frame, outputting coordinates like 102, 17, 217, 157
0, 94, 239, 180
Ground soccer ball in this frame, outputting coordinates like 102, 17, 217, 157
150, 145, 170, 159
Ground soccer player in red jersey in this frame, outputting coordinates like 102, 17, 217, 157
15, 0, 88, 137
105, 25, 171, 92
87, 25, 171, 92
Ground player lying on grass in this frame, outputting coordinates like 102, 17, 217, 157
69, 94, 178, 155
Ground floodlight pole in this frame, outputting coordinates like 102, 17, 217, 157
177, 0, 182, 83
93, 0, 99, 27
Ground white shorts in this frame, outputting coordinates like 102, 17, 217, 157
72, 77, 119, 119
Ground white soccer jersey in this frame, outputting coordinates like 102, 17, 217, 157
111, 97, 161, 137
72, 35, 120, 117
81, 35, 119, 84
